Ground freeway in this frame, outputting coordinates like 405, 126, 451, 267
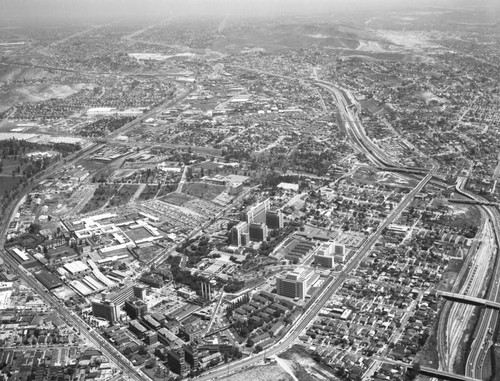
107, 84, 198, 140
454, 178, 500, 380
196, 170, 435, 381
314, 80, 431, 176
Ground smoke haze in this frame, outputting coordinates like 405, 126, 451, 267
0, 0, 498, 23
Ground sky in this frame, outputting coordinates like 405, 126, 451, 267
0, 0, 498, 23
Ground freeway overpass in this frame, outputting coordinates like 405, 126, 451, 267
437, 291, 500, 310
419, 366, 482, 381
376, 361, 481, 381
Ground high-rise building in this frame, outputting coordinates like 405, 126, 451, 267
246, 199, 270, 224
92, 299, 119, 323
276, 268, 319, 299
249, 223, 268, 242
266, 210, 284, 229
133, 285, 146, 300
234, 200, 283, 246
333, 243, 346, 263
231, 221, 248, 246
124, 297, 148, 320
167, 347, 189, 376
184, 344, 199, 369
314, 242, 335, 268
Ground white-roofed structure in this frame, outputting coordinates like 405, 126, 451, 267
70, 280, 93, 296
63, 260, 91, 278
12, 247, 29, 262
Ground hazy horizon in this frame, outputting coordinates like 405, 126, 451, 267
1, 0, 499, 24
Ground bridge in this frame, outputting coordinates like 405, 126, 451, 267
437, 290, 500, 310
375, 361, 482, 381
419, 366, 482, 381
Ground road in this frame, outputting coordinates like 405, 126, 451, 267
454, 178, 500, 380
196, 170, 435, 380
314, 81, 432, 176
176, 165, 189, 193
0, 144, 147, 381
107, 84, 198, 140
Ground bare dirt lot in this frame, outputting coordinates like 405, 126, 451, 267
278, 345, 341, 381
219, 363, 294, 381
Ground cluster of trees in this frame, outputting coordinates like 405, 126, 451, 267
180, 236, 212, 267
404, 363, 421, 381
0, 139, 79, 158
171, 266, 203, 293
221, 145, 251, 162
224, 278, 245, 293
78, 116, 134, 138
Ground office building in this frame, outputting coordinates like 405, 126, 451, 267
314, 242, 335, 268
266, 210, 284, 229
167, 347, 189, 376
129, 319, 148, 338
249, 223, 268, 242
245, 199, 270, 224
133, 285, 146, 300
124, 297, 148, 319
333, 243, 346, 263
144, 331, 158, 345
276, 268, 319, 299
231, 221, 248, 246
92, 299, 119, 323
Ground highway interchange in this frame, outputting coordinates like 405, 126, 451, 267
1, 66, 499, 381
195, 77, 438, 380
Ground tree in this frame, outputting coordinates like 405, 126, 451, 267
28, 223, 42, 235
246, 338, 254, 347
405, 363, 421, 381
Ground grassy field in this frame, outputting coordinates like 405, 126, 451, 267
0, 176, 20, 195
161, 192, 193, 206
182, 182, 226, 200
138, 184, 161, 200
81, 184, 139, 213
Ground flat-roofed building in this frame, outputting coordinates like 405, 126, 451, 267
92, 299, 119, 323
63, 260, 91, 279
249, 223, 268, 242
246, 199, 270, 224
314, 242, 335, 268
144, 330, 158, 345
276, 268, 318, 299
34, 270, 63, 291
167, 347, 189, 376
142, 314, 161, 331
333, 243, 346, 263
129, 319, 148, 338
266, 210, 284, 229
231, 221, 248, 246
124, 297, 147, 320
